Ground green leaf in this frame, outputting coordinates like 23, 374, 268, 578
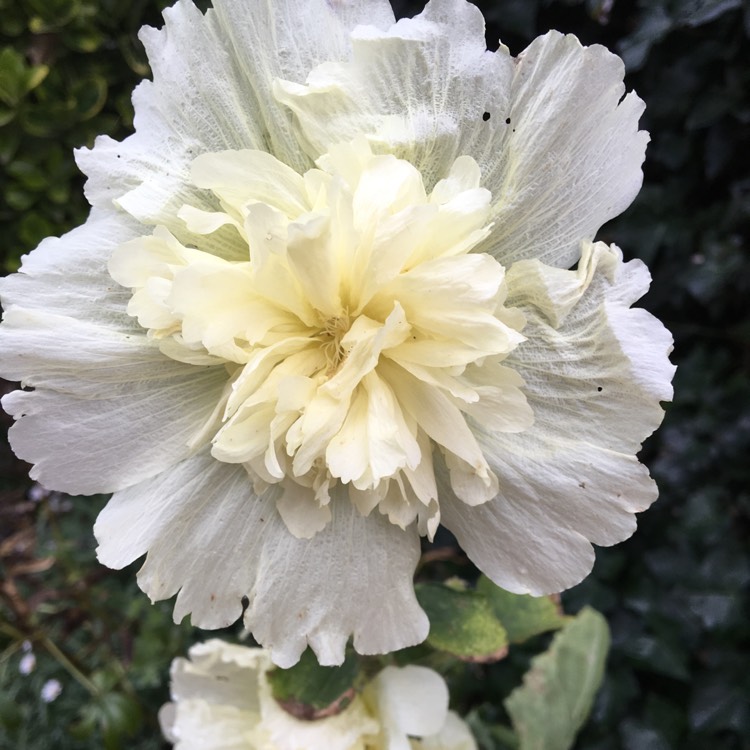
4, 184, 36, 211
72, 691, 142, 750
616, 7, 673, 71
0, 47, 26, 105
63, 26, 105, 53
673, 0, 742, 27
24, 64, 49, 94
467, 709, 520, 750
72, 76, 107, 121
416, 582, 508, 662
0, 694, 23, 732
505, 608, 610, 750
0, 48, 48, 106
477, 576, 566, 644
19, 211, 57, 247
0, 103, 15, 126
98, 692, 142, 745
21, 101, 75, 136
27, 0, 81, 31
267, 648, 359, 721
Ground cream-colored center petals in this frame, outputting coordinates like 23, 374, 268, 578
109, 138, 532, 539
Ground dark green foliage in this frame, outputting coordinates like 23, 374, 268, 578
0, 0, 210, 272
2, 0, 749, 748
267, 648, 360, 720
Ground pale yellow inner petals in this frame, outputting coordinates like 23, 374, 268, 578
108, 138, 533, 539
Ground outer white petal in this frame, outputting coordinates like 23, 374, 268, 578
160, 700, 254, 750
419, 712, 478, 750
366, 665, 450, 746
274, 0, 509, 189
246, 485, 429, 668
505, 242, 675, 455
276, 0, 647, 267
169, 640, 269, 709
0, 209, 138, 326
484, 31, 648, 268
160, 640, 267, 749
0, 212, 227, 494
441, 242, 675, 594
76, 0, 394, 234
94, 451, 428, 667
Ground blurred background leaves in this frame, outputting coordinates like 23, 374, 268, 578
1, 0, 749, 747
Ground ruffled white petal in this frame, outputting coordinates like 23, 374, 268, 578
160, 640, 268, 750
505, 241, 674, 454
0, 209, 137, 326
245, 485, 429, 667
441, 242, 675, 594
276, 0, 647, 268
0, 212, 228, 494
94, 450, 428, 667
76, 0, 394, 235
170, 640, 269, 709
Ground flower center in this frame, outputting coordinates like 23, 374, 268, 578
108, 138, 533, 539
320, 312, 352, 376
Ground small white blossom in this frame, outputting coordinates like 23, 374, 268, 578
40, 679, 63, 703
19, 642, 36, 676
159, 639, 476, 750
0, 0, 674, 666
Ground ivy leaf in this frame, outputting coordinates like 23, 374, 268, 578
477, 576, 566, 644
267, 648, 359, 721
416, 582, 508, 662
505, 608, 610, 750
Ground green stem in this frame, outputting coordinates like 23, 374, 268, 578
39, 634, 102, 698
0, 620, 100, 697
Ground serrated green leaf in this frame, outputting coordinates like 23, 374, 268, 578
416, 582, 508, 662
267, 648, 359, 720
477, 576, 566, 644
505, 608, 610, 750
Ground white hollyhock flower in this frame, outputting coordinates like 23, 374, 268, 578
0, 0, 674, 666
159, 639, 476, 750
